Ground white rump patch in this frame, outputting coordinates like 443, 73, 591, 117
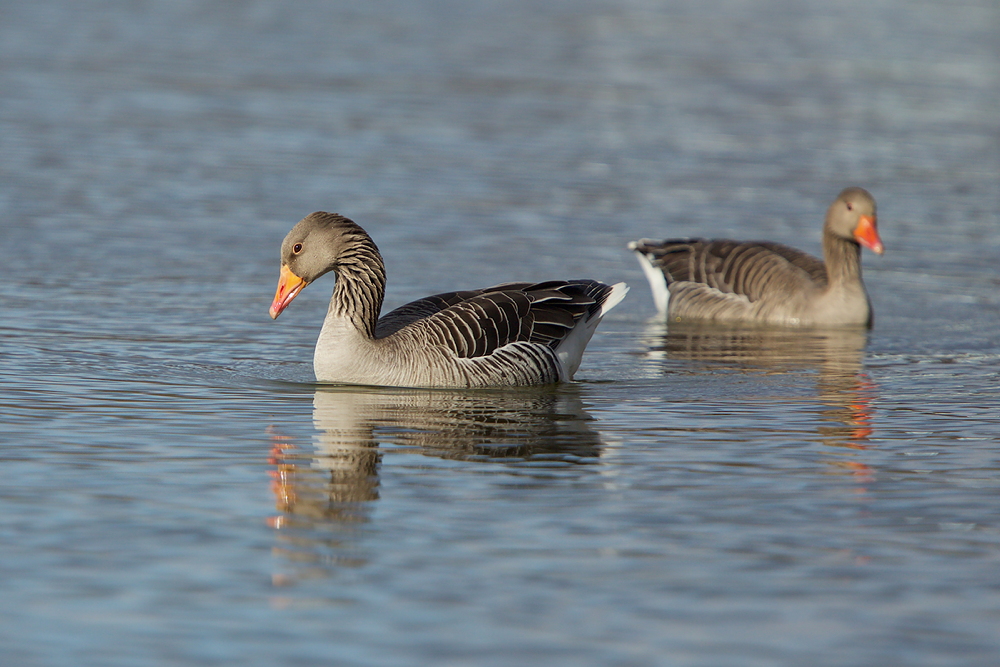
628, 245, 670, 313
555, 282, 629, 380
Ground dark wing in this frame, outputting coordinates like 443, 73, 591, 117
631, 238, 827, 302
392, 280, 613, 358
375, 282, 533, 338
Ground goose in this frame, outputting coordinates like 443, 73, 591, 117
268, 212, 628, 387
628, 187, 884, 327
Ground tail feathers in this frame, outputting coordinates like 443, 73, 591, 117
628, 242, 670, 313
555, 281, 628, 380
599, 281, 629, 318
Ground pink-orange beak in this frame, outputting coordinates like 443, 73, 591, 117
853, 215, 884, 255
269, 264, 307, 319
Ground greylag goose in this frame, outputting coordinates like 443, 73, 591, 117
269, 212, 628, 387
628, 187, 884, 327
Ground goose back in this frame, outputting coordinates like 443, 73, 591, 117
630, 239, 868, 325
630, 238, 832, 324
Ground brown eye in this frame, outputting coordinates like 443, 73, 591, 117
292, 243, 303, 254
845, 202, 854, 211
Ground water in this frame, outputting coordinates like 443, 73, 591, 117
2, 0, 999, 664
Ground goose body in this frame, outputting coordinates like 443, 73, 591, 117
629, 187, 884, 328
269, 212, 628, 387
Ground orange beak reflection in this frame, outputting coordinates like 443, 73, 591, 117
269, 264, 307, 319
853, 215, 884, 255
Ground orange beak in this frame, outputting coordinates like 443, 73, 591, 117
269, 264, 308, 319
853, 215, 884, 255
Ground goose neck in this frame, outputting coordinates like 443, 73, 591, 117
328, 241, 386, 339
822, 230, 863, 286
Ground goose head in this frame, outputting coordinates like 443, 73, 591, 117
825, 187, 884, 255
269, 212, 362, 319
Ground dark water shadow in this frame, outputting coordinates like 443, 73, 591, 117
265, 385, 604, 585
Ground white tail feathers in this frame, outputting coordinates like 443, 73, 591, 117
628, 242, 670, 313
555, 282, 629, 380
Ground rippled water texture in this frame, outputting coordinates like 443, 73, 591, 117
2, 1, 999, 665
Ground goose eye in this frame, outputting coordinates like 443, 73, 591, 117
845, 202, 854, 211
292, 243, 303, 254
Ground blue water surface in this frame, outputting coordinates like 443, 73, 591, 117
2, 1, 999, 665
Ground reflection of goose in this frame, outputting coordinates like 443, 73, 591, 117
641, 320, 875, 453
643, 320, 869, 375
269, 386, 605, 524
311, 385, 604, 461
267, 387, 610, 587
629, 188, 884, 327
267, 385, 607, 585
268, 212, 627, 387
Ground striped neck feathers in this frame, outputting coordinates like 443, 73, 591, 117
329, 229, 387, 338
